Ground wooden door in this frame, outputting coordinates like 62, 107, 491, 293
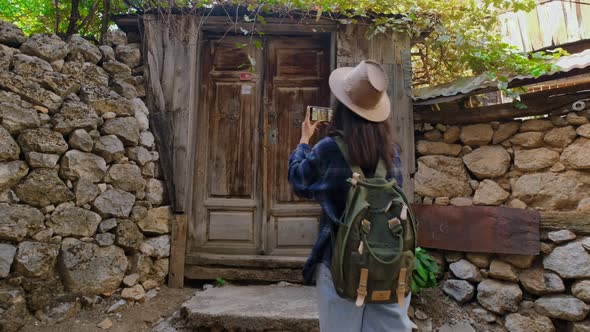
264, 37, 331, 256
193, 35, 331, 259
193, 37, 264, 255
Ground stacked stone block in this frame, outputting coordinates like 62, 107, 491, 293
416, 115, 590, 330
0, 20, 170, 331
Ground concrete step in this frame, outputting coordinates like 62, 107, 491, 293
180, 284, 319, 332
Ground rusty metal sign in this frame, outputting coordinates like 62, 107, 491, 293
412, 205, 540, 255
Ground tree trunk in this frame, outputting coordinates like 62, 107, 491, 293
100, 0, 110, 44
66, 0, 81, 37
54, 0, 61, 34
77, 1, 100, 36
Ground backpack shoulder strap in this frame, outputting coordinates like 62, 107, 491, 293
374, 158, 388, 179
333, 136, 365, 178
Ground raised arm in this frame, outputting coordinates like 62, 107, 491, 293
288, 106, 327, 198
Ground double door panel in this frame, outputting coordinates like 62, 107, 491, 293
194, 35, 330, 257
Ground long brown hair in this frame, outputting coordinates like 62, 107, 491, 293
328, 101, 394, 175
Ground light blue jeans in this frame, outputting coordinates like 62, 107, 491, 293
316, 263, 413, 332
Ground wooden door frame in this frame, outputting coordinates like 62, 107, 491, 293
189, 32, 335, 253
180, 28, 337, 284
168, 19, 415, 287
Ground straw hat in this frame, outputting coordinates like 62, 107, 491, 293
328, 60, 391, 122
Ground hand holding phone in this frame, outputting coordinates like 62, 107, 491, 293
309, 106, 333, 122
300, 106, 328, 145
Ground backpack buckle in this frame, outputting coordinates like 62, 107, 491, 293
351, 172, 361, 186
400, 204, 408, 221
356, 268, 369, 307
361, 219, 371, 233
396, 267, 408, 307
388, 217, 401, 229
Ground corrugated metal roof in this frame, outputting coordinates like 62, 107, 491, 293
413, 49, 590, 101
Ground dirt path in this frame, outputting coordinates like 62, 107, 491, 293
20, 284, 499, 332
21, 286, 195, 332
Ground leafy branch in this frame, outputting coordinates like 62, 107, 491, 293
411, 247, 440, 293
0, 0, 566, 91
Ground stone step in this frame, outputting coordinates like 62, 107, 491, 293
180, 284, 319, 331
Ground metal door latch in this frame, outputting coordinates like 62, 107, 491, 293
268, 128, 277, 145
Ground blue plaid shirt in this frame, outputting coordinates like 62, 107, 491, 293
288, 136, 403, 284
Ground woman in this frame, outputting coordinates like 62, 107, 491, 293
288, 60, 412, 331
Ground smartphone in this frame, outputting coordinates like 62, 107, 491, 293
310, 106, 333, 122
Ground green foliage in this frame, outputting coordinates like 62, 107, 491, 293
411, 247, 439, 293
0, 0, 129, 40
0, 0, 54, 34
1, 0, 567, 89
215, 277, 226, 286
386, 0, 566, 87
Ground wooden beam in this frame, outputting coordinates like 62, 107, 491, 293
415, 78, 590, 107
414, 82, 590, 125
168, 214, 188, 288
199, 16, 338, 35
185, 253, 306, 269
412, 204, 540, 255
540, 211, 590, 235
185, 266, 303, 283
415, 90, 590, 124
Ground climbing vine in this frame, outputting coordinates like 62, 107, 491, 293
1, 0, 566, 89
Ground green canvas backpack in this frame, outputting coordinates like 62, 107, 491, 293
331, 136, 417, 307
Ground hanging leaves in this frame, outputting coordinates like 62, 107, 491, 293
0, 0, 564, 90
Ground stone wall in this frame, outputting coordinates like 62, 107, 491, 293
427, 234, 590, 332
414, 117, 590, 331
0, 20, 171, 331
414, 116, 590, 210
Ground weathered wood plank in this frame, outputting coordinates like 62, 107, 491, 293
415, 92, 590, 125
540, 211, 590, 235
168, 214, 188, 288
145, 15, 201, 288
184, 265, 303, 283
143, 15, 201, 213
185, 253, 306, 269
412, 204, 540, 255
388, 34, 415, 200
336, 25, 415, 200
144, 16, 174, 209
